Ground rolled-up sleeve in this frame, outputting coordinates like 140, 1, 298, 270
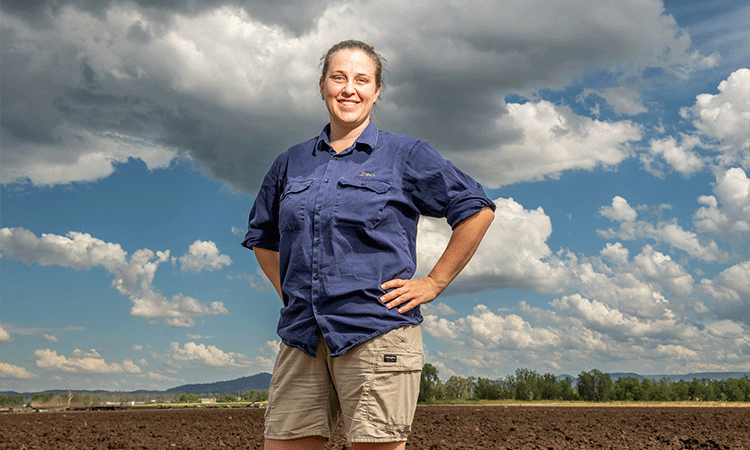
404, 140, 495, 228
241, 154, 284, 251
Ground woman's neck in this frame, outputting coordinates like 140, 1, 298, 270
328, 118, 370, 153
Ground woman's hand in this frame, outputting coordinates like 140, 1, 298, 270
380, 276, 443, 314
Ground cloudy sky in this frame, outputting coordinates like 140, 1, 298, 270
1, 0, 748, 392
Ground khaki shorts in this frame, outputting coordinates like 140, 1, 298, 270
264, 325, 423, 443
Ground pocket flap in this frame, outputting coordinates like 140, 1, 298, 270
338, 176, 391, 194
282, 179, 313, 197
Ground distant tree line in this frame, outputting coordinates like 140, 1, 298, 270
1, 389, 269, 407
419, 364, 750, 403
7, 366, 748, 407
177, 389, 269, 404
12, 391, 175, 406
0, 394, 25, 407
22, 391, 104, 407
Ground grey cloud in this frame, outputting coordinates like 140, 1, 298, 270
376, 20, 649, 153
154, 100, 321, 192
386, 81, 510, 152
74, 79, 322, 193
1, 0, 326, 35
241, 0, 330, 36
0, 0, 56, 26
0, 23, 316, 190
4, 56, 151, 144
0, 30, 68, 145
126, 21, 151, 44
1, 0, 728, 192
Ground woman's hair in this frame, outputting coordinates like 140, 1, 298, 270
320, 40, 386, 89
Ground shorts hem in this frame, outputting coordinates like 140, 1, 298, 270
264, 431, 331, 441
348, 437, 409, 444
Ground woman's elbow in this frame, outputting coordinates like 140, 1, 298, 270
480, 205, 495, 226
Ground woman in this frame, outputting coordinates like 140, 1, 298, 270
243, 40, 495, 450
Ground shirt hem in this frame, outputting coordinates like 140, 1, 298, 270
329, 319, 423, 358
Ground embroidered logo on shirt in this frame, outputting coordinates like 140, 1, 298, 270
383, 354, 397, 363
360, 171, 376, 177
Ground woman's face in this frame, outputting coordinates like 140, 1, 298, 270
320, 48, 381, 133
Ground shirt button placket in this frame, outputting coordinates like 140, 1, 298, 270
311, 152, 339, 319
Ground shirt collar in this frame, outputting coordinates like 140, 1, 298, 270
314, 122, 379, 155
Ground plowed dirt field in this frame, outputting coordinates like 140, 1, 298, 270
2, 404, 748, 449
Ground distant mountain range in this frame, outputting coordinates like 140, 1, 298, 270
607, 372, 750, 382
4, 371, 748, 397
2, 373, 272, 397
165, 372, 272, 394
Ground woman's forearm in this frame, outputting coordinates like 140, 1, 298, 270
380, 206, 495, 312
427, 205, 495, 293
253, 247, 283, 300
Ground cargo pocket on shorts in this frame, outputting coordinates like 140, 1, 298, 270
365, 350, 423, 430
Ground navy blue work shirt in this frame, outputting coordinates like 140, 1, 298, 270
242, 122, 495, 357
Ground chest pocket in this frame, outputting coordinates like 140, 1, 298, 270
279, 179, 313, 231
333, 176, 392, 228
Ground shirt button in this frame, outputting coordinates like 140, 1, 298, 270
317, 206, 322, 211
324, 179, 330, 183
315, 239, 321, 244
313, 274, 319, 280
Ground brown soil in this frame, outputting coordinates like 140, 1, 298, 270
2, 405, 748, 449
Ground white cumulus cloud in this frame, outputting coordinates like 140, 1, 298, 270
693, 167, 750, 247
421, 302, 457, 316
583, 86, 648, 116
147, 371, 180, 382
600, 242, 630, 266
427, 285, 749, 378
680, 68, 750, 167
1, 123, 180, 187
0, 362, 39, 380
417, 197, 563, 294
32, 348, 142, 374
600, 196, 638, 222
0, 326, 11, 343
0, 227, 228, 326
425, 304, 559, 351
551, 293, 685, 341
0, 362, 38, 379
646, 135, 705, 177
598, 197, 727, 263
178, 240, 232, 273
164, 341, 256, 369
700, 261, 750, 325
454, 100, 642, 188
